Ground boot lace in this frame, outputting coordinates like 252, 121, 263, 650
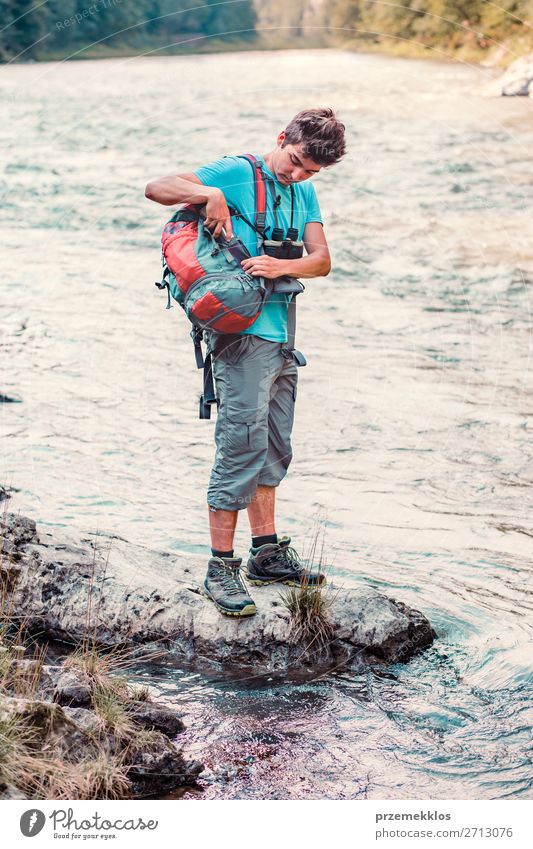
263, 545, 306, 574
211, 564, 247, 596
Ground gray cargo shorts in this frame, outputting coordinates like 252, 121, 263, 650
204, 332, 299, 511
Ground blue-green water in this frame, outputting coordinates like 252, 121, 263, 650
126, 644, 531, 799
1, 49, 532, 798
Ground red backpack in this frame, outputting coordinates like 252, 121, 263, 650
157, 154, 267, 329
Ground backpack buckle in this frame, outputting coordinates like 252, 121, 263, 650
199, 395, 212, 419
281, 347, 307, 367
155, 279, 172, 310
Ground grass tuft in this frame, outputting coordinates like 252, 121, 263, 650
280, 582, 336, 648
278, 513, 338, 652
128, 684, 152, 702
80, 748, 132, 800
91, 684, 137, 741
0, 713, 86, 799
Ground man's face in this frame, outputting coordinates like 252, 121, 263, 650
271, 131, 322, 185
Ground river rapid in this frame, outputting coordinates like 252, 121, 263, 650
1, 48, 532, 799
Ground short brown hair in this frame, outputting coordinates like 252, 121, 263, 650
283, 108, 346, 167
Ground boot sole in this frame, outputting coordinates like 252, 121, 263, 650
244, 572, 326, 587
200, 588, 257, 617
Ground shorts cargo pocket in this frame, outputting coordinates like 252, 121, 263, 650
220, 345, 271, 456
225, 402, 268, 458
226, 418, 251, 453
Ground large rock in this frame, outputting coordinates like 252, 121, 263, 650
125, 701, 185, 737
0, 513, 434, 672
482, 53, 533, 96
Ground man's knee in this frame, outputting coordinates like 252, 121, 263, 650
257, 444, 293, 487
207, 484, 258, 512
207, 496, 252, 512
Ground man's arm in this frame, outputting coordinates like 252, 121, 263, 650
144, 172, 233, 238
241, 222, 331, 280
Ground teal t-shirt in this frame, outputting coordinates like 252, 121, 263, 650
193, 154, 322, 342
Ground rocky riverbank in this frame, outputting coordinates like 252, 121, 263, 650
0, 673, 202, 800
1, 511, 435, 672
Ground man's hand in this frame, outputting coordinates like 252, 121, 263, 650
204, 188, 233, 240
241, 255, 287, 279
144, 173, 233, 239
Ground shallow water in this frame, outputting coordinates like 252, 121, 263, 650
1, 49, 533, 799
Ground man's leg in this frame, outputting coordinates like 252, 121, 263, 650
246, 484, 276, 538
246, 360, 297, 546
208, 505, 238, 553
204, 502, 256, 618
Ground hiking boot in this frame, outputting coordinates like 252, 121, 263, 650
202, 556, 257, 617
245, 536, 326, 587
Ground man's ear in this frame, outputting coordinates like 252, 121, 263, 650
277, 130, 286, 147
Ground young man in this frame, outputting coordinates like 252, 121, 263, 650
145, 108, 346, 618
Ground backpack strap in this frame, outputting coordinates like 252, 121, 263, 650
274, 278, 307, 367
237, 154, 267, 252
239, 153, 307, 368
192, 324, 217, 420
200, 348, 217, 419
283, 297, 307, 367
155, 263, 173, 310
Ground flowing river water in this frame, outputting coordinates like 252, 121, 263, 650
1, 49, 532, 799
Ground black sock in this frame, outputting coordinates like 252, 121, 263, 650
252, 533, 278, 549
211, 548, 234, 559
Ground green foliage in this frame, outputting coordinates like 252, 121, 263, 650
321, 0, 533, 55
0, 0, 49, 60
0, 0, 257, 61
204, 0, 257, 38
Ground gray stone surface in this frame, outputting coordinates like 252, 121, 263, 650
53, 670, 93, 707
0, 512, 435, 672
126, 701, 185, 737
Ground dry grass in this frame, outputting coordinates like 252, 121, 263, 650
278, 515, 338, 651
91, 685, 137, 741
127, 684, 152, 702
0, 526, 48, 701
281, 583, 336, 648
62, 638, 160, 741
79, 748, 132, 800
0, 713, 88, 799
122, 727, 161, 755
1, 732, 132, 800
0, 643, 48, 700
63, 641, 158, 701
